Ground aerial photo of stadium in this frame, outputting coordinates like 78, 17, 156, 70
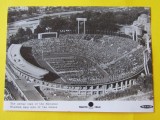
5, 7, 153, 101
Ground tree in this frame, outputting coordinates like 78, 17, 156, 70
69, 11, 119, 32
34, 25, 45, 34
16, 28, 26, 38
8, 35, 18, 45
39, 16, 69, 31
28, 7, 38, 15
52, 17, 68, 30
25, 27, 33, 36
144, 75, 153, 91
39, 16, 53, 28
137, 74, 153, 92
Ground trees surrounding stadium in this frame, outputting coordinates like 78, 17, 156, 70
28, 7, 39, 15
34, 25, 46, 34
69, 11, 119, 31
8, 10, 28, 23
8, 27, 33, 45
114, 8, 150, 25
39, 17, 69, 31
26, 27, 33, 36
16, 28, 26, 37
137, 75, 153, 92
38, 11, 119, 32
37, 8, 149, 33
8, 7, 149, 23
8, 7, 150, 48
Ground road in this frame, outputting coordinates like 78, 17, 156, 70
8, 11, 83, 37
5, 80, 24, 100
6, 64, 45, 101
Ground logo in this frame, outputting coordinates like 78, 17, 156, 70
140, 105, 153, 109
78, 102, 101, 109
88, 102, 94, 107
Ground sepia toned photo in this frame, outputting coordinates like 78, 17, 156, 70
4, 6, 153, 112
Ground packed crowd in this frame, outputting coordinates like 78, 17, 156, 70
23, 34, 144, 83
105, 48, 144, 81
48, 56, 93, 72
46, 56, 104, 84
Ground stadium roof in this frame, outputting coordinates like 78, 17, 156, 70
7, 44, 49, 79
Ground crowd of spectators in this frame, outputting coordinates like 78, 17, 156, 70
105, 48, 144, 82
46, 56, 104, 84
23, 34, 145, 83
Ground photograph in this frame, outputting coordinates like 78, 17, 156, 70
4, 6, 153, 111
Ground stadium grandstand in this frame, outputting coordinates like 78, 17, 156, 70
6, 32, 148, 98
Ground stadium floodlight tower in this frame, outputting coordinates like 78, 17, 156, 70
76, 18, 87, 34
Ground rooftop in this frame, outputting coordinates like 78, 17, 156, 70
7, 44, 49, 79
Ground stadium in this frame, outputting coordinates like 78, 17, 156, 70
6, 32, 148, 100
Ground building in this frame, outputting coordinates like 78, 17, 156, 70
6, 44, 143, 99
123, 14, 150, 41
